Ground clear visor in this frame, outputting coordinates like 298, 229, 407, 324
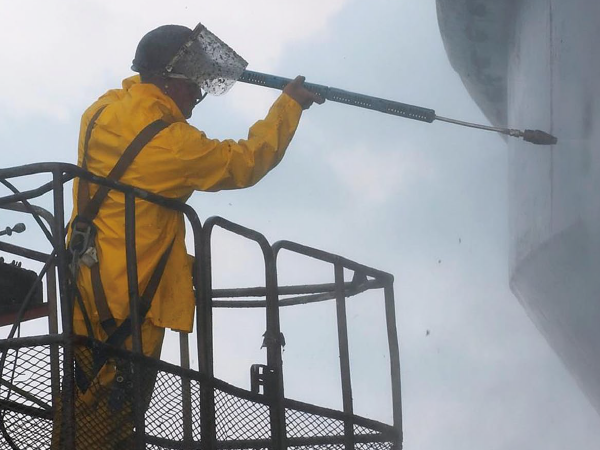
165, 23, 248, 96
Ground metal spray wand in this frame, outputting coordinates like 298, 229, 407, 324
238, 70, 558, 145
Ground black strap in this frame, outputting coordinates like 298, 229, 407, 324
105, 238, 175, 349
69, 276, 95, 339
80, 119, 169, 222
77, 105, 108, 217
76, 238, 175, 394
91, 263, 117, 334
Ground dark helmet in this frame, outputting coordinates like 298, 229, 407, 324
131, 25, 193, 75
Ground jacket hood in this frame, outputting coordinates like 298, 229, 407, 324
122, 75, 186, 122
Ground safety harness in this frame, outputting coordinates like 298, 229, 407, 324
68, 105, 172, 393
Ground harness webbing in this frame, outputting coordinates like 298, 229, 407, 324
75, 107, 171, 337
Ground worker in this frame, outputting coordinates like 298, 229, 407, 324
52, 23, 324, 449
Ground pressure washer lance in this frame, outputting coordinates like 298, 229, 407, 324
238, 70, 558, 146
0, 223, 26, 237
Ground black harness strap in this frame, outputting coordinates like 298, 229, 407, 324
75, 113, 169, 335
70, 105, 108, 339
73, 111, 175, 393
77, 105, 108, 217
106, 238, 175, 349
79, 119, 170, 223
90, 263, 116, 334
78, 238, 176, 394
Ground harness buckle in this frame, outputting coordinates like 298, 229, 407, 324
69, 217, 98, 268
80, 246, 98, 267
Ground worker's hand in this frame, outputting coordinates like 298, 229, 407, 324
283, 76, 325, 110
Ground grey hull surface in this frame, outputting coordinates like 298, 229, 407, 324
437, 0, 600, 414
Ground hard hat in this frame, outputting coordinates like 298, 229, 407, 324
131, 25, 193, 75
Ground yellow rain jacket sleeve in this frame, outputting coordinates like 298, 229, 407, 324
72, 76, 302, 332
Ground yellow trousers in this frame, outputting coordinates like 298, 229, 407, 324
53, 318, 164, 450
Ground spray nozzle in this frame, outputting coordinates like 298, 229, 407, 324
522, 130, 558, 145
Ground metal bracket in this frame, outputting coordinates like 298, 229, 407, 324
250, 364, 272, 395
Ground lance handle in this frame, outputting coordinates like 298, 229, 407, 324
238, 70, 436, 123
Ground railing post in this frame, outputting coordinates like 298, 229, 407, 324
264, 249, 287, 450
384, 281, 402, 448
334, 262, 354, 450
52, 169, 75, 449
198, 225, 216, 450
125, 192, 145, 450
180, 332, 194, 450
46, 265, 61, 403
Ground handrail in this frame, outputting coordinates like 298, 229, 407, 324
273, 240, 394, 282
212, 278, 385, 308
201, 215, 286, 450
273, 239, 402, 447
0, 162, 402, 450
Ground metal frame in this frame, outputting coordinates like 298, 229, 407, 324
0, 162, 402, 449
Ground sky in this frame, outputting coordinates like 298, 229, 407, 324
1, 1, 600, 449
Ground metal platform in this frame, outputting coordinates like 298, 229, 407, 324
0, 163, 401, 449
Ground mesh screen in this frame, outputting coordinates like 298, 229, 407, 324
146, 370, 202, 444
286, 408, 345, 438
0, 340, 395, 449
215, 388, 271, 441
53, 349, 162, 449
1, 409, 53, 449
354, 443, 394, 450
169, 23, 248, 96
0, 342, 207, 450
0, 345, 55, 410
289, 446, 344, 450
0, 345, 54, 450
354, 424, 382, 436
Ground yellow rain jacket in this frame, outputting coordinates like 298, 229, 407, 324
72, 75, 302, 332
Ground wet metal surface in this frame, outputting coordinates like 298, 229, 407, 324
437, 0, 600, 414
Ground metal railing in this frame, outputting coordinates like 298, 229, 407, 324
0, 162, 401, 449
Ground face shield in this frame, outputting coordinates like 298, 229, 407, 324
164, 23, 248, 96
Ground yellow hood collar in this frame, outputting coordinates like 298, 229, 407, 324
121, 75, 186, 122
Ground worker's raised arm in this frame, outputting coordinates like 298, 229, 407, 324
170, 90, 307, 191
